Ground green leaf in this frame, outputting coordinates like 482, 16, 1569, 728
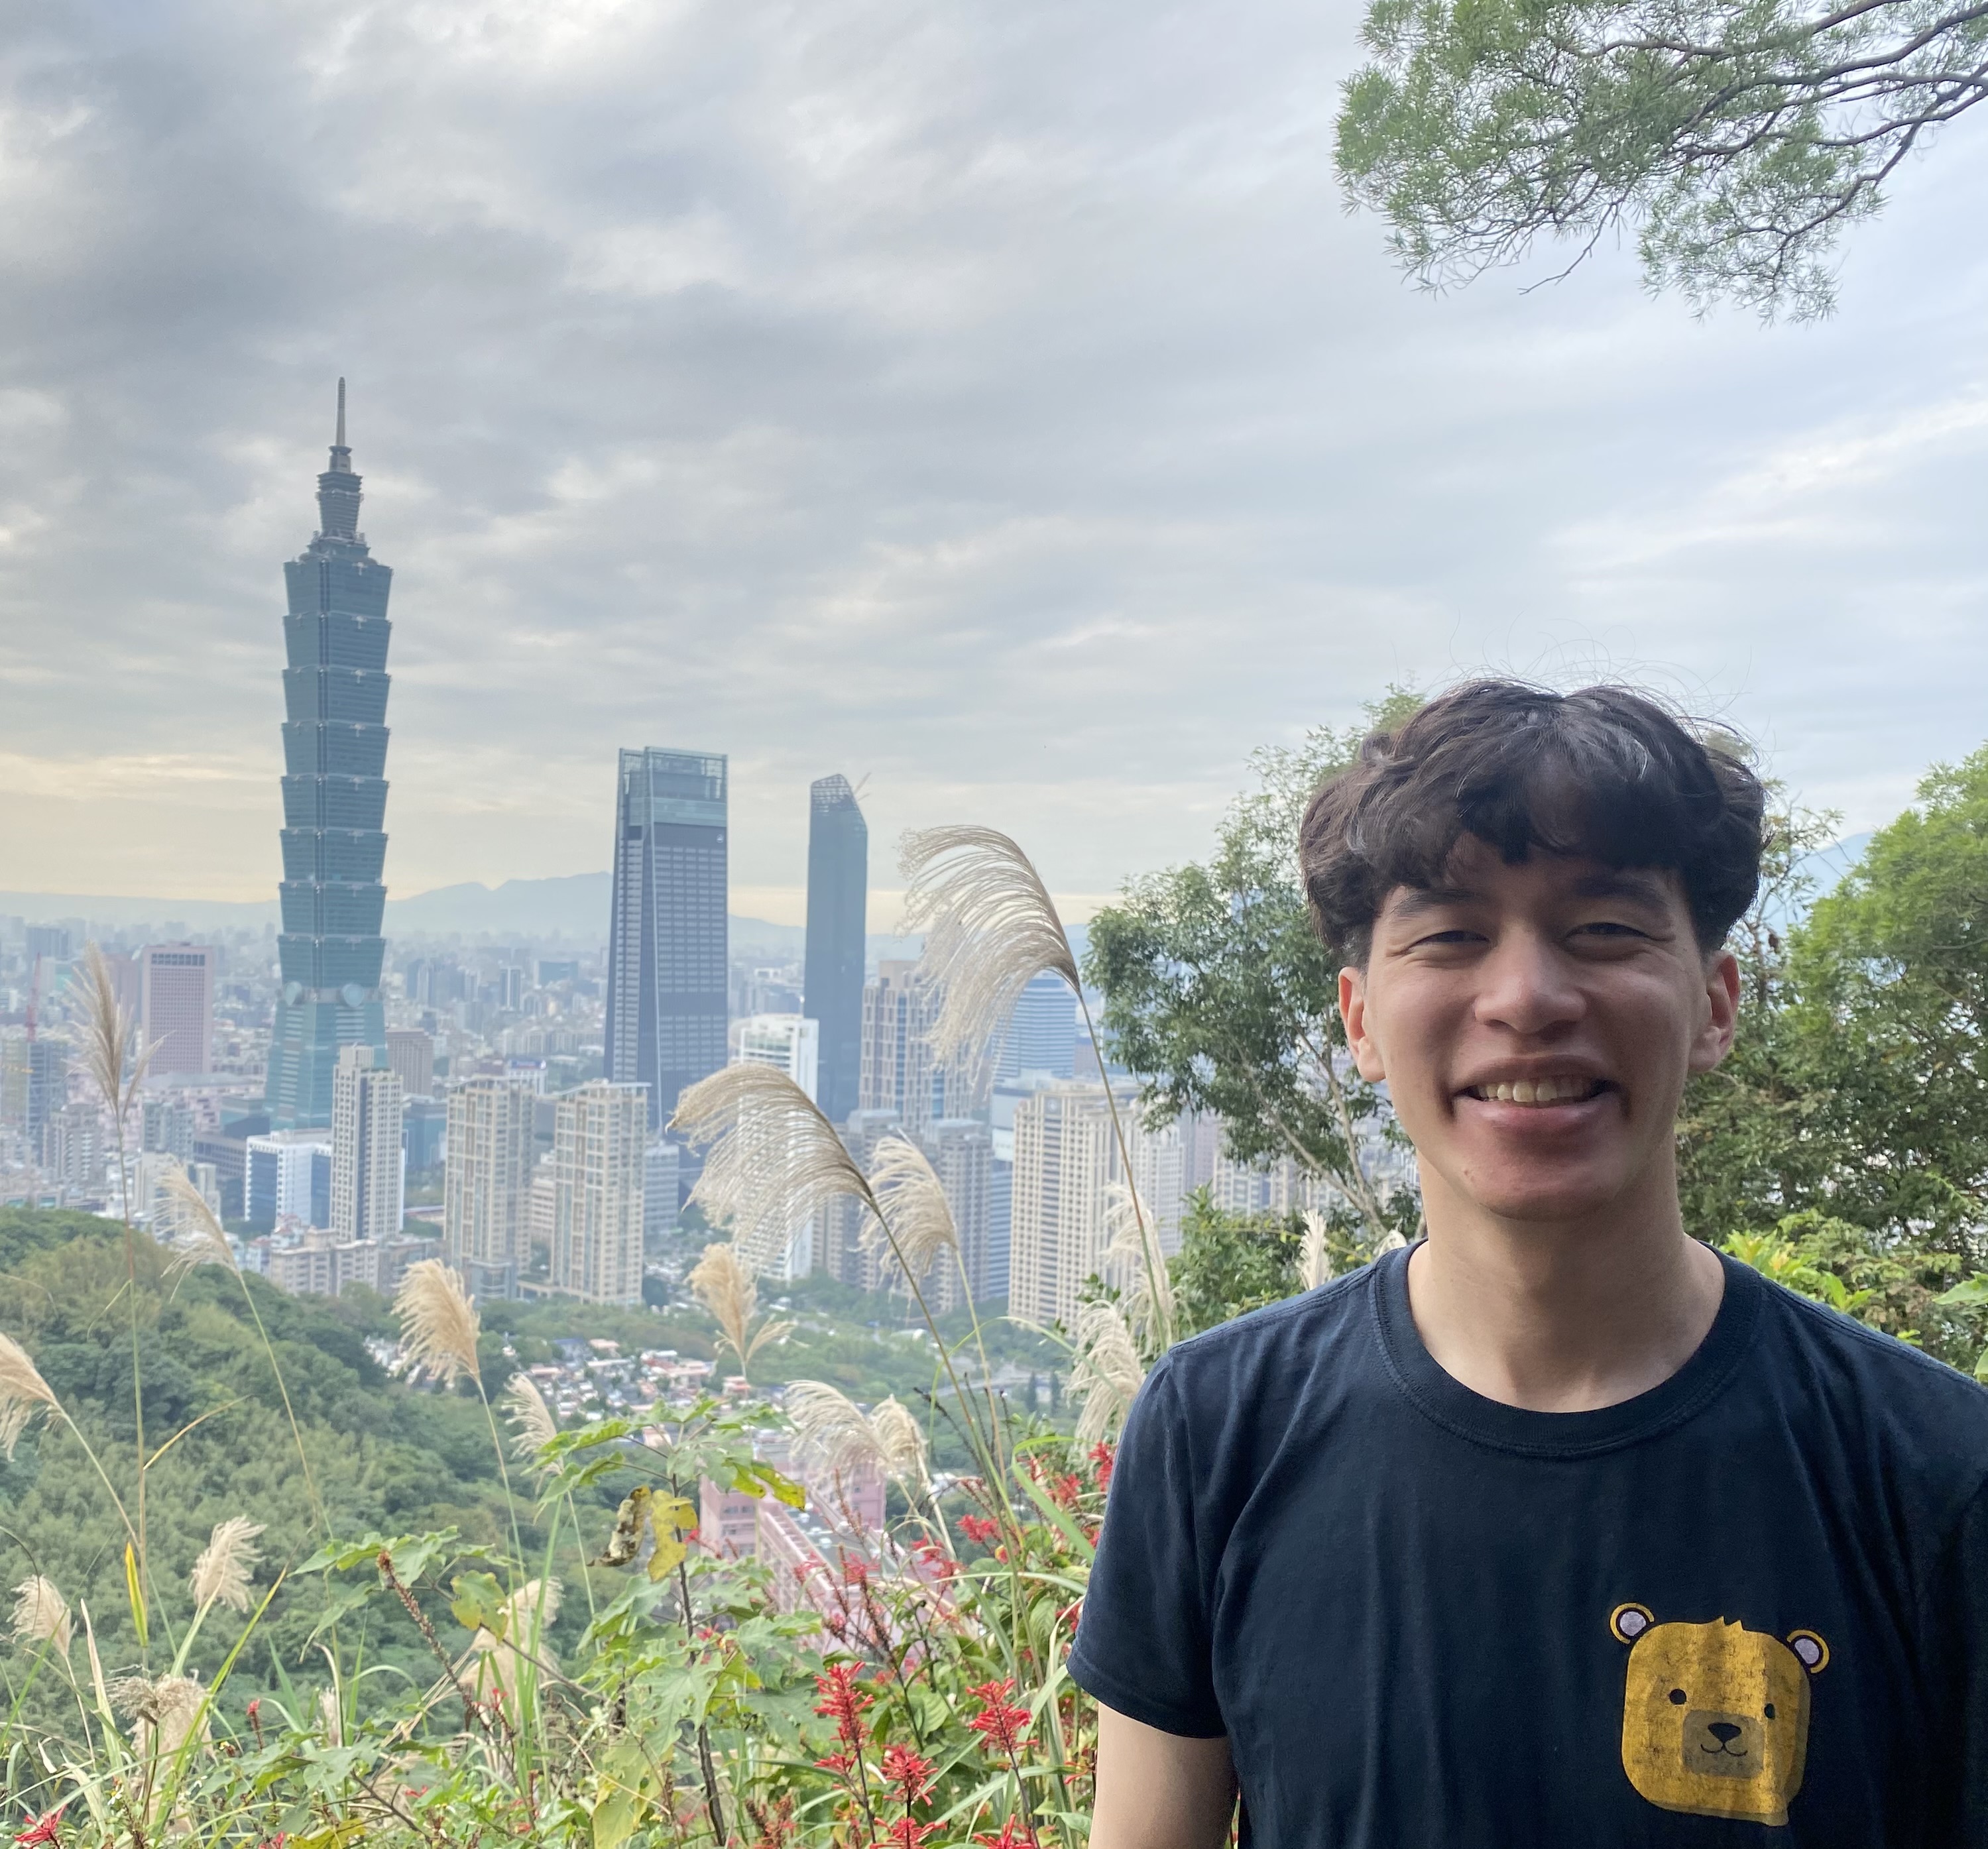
746, 1460, 807, 1510
591, 1789, 640, 1849
1935, 1276, 1988, 1307
449, 1571, 507, 1636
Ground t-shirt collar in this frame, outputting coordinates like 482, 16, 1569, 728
1368, 1240, 1764, 1458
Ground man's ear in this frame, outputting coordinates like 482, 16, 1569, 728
1339, 966, 1388, 1082
1689, 946, 1741, 1074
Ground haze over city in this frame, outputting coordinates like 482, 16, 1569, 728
3, 1, 1986, 921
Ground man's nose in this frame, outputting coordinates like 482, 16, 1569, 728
1474, 930, 1583, 1034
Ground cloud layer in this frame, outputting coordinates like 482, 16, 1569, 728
3, 0, 1985, 919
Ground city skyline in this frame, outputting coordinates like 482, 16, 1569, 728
3, 10, 1985, 923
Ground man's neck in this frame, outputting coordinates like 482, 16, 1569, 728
1404, 1181, 1727, 1414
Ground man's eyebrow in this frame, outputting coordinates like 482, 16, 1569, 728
1570, 869, 1674, 905
1385, 885, 1480, 919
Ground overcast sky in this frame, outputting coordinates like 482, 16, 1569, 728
3, 0, 1985, 926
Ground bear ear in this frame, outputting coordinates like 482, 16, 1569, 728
1610, 1602, 1655, 1644
1787, 1630, 1829, 1673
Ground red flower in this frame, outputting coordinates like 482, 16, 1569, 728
912, 1537, 959, 1583
973, 1821, 1039, 1849
813, 1752, 856, 1777
966, 1679, 1032, 1759
812, 1663, 874, 1750
1088, 1440, 1116, 1491
958, 1514, 999, 1547
880, 1742, 936, 1807
1048, 1473, 1083, 1509
882, 1821, 939, 1849
13, 1808, 66, 1848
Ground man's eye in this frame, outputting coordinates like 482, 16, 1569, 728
1412, 930, 1481, 948
1573, 921, 1643, 940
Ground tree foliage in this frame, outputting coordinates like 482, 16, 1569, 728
1085, 694, 1424, 1248
1335, 0, 1988, 317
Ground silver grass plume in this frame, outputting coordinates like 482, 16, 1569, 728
1298, 1209, 1334, 1292
786, 1380, 929, 1498
687, 1243, 795, 1380
11, 1575, 71, 1653
1070, 1300, 1146, 1446
1103, 1180, 1176, 1356
112, 1673, 209, 1758
463, 1578, 563, 1697
191, 1516, 264, 1615
395, 1259, 483, 1387
898, 825, 1081, 1086
155, 1163, 237, 1273
867, 1394, 931, 1496
673, 1064, 876, 1274
0, 1333, 59, 1461
500, 1372, 559, 1475
76, 942, 155, 1121
863, 1135, 960, 1291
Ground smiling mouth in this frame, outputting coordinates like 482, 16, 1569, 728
1463, 1078, 1609, 1105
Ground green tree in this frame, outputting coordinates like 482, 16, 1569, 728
1085, 694, 1423, 1252
1334, 0, 1988, 317
1170, 1192, 1310, 1337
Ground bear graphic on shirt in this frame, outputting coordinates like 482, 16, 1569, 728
1609, 1604, 1829, 1826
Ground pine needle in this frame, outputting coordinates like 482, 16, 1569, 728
0, 1333, 58, 1461
863, 1135, 959, 1290
898, 824, 1081, 1086
672, 1064, 877, 1274
394, 1260, 483, 1387
10, 1575, 71, 1652
191, 1516, 264, 1615
1070, 1301, 1146, 1446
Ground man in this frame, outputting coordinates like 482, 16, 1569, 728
1071, 682, 1987, 1846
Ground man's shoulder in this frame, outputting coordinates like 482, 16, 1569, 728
1153, 1262, 1381, 1398
1749, 1266, 1988, 1502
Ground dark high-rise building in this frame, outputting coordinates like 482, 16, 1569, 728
605, 748, 727, 1129
803, 775, 867, 1125
266, 382, 394, 1129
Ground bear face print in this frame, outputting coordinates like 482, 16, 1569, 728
1610, 1604, 1829, 1826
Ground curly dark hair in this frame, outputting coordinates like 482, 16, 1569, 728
1299, 681, 1767, 963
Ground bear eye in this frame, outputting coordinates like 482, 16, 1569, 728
1763, 1703, 1776, 1720
1668, 1689, 1687, 1706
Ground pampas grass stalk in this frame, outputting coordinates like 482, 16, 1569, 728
394, 1261, 524, 1564
1069, 1300, 1146, 1446
673, 1064, 1001, 1480
11, 1575, 72, 1655
1299, 1209, 1333, 1291
76, 942, 159, 1597
786, 1381, 931, 1506
900, 825, 1169, 1350
685, 1243, 794, 1381
1103, 1180, 1176, 1357
156, 1164, 325, 1532
0, 1333, 137, 1551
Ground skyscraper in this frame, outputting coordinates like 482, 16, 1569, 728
330, 1045, 404, 1244
268, 382, 394, 1129
997, 972, 1076, 1080
605, 749, 727, 1130
803, 775, 866, 1125
731, 1014, 821, 1278
139, 944, 215, 1078
552, 1080, 647, 1306
444, 1077, 536, 1300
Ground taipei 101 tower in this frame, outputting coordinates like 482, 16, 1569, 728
266, 381, 394, 1129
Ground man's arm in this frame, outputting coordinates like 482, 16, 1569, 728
1091, 1703, 1236, 1849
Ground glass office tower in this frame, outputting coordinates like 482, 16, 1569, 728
266, 381, 394, 1129
605, 748, 729, 1129
803, 774, 867, 1125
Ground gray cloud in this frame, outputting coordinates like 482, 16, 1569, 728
2, 0, 1985, 920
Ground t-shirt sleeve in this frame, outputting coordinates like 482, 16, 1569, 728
1067, 1358, 1226, 1738
1932, 1472, 1988, 1845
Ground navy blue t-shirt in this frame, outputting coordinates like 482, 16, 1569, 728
1069, 1246, 1988, 1845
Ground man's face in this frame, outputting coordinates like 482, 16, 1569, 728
1338, 838, 1739, 1227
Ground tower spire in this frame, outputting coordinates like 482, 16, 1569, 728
335, 376, 346, 450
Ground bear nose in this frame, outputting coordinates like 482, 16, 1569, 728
1708, 1722, 1743, 1744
